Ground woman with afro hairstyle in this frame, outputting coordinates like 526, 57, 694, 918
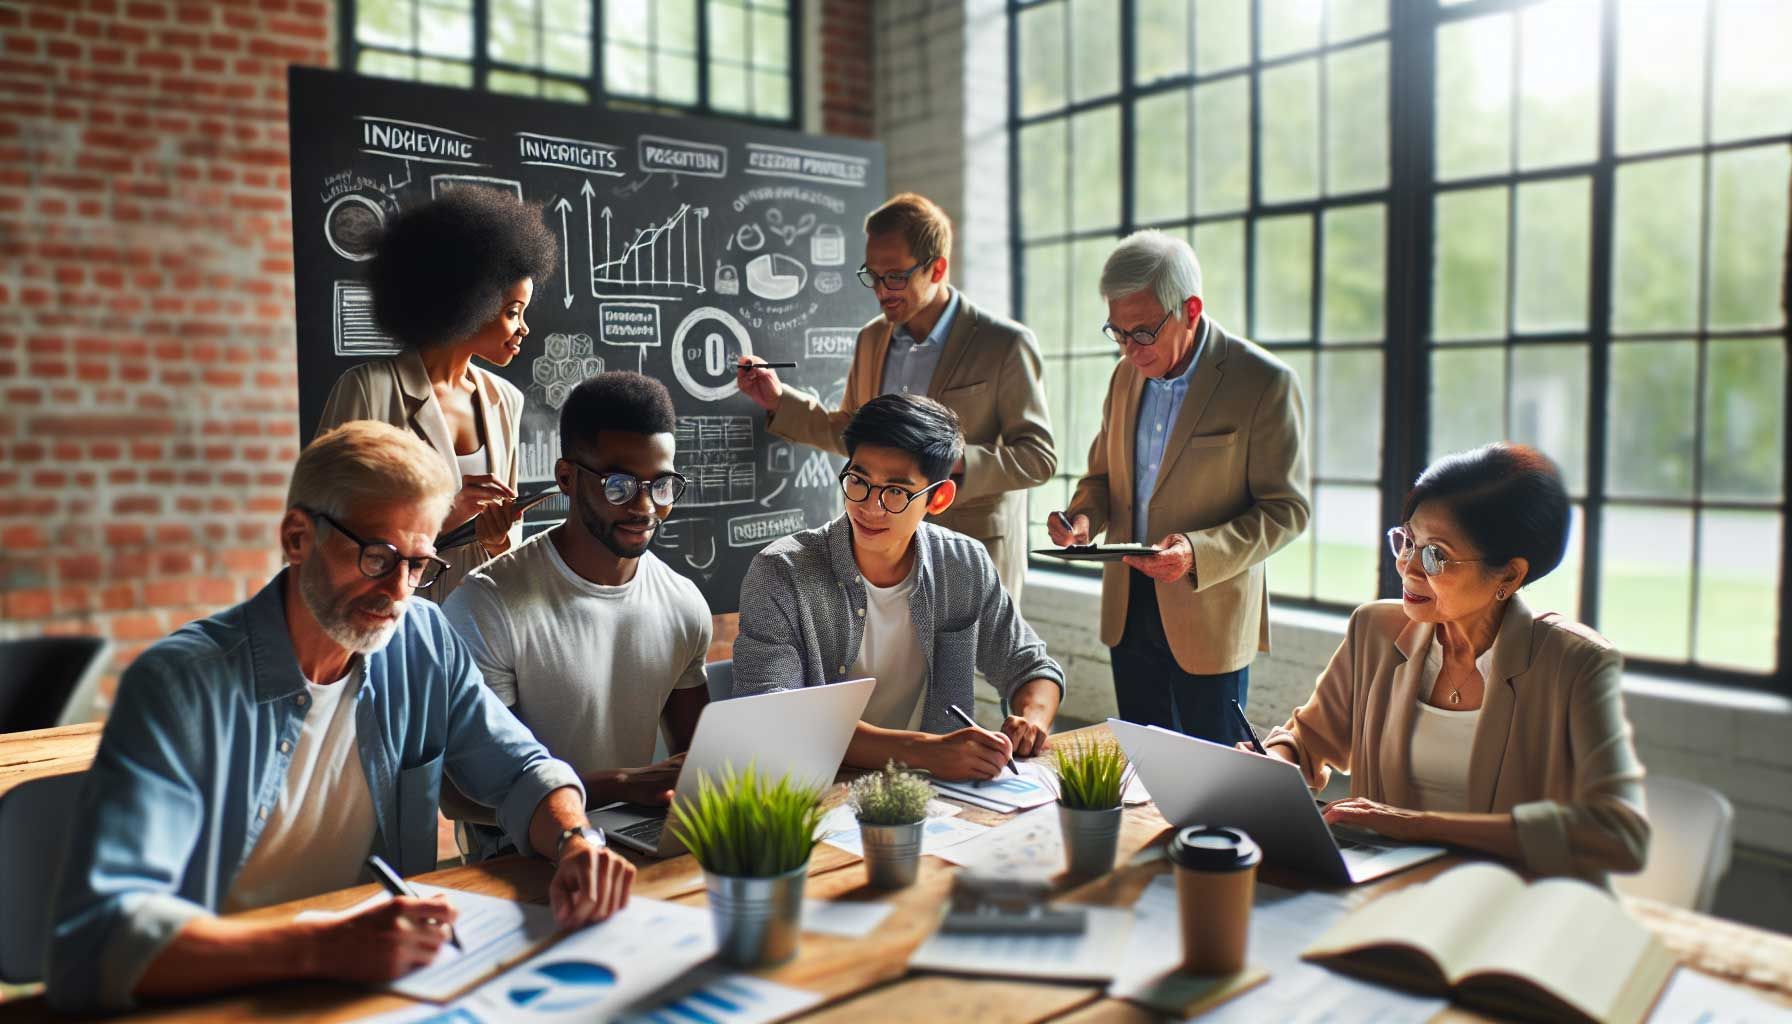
317, 186, 559, 599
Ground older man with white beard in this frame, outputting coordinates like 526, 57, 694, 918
47, 420, 634, 1014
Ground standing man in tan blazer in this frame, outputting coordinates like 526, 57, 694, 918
737, 193, 1055, 601
1048, 230, 1308, 740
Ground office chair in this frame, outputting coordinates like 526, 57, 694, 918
0, 636, 110, 733
0, 771, 86, 984
703, 658, 734, 703
1613, 775, 1735, 912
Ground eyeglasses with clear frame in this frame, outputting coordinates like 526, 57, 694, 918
856, 258, 931, 291
307, 509, 450, 589
1387, 525, 1484, 577
1100, 307, 1177, 347
565, 458, 688, 507
839, 470, 947, 515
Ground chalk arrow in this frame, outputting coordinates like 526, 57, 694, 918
582, 179, 599, 297
554, 197, 574, 308
685, 535, 717, 572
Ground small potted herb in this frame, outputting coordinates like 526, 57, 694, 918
669, 764, 825, 966
1051, 737, 1130, 877
848, 761, 935, 888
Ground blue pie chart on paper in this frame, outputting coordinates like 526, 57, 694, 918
506, 960, 617, 1013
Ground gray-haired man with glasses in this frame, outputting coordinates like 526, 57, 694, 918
734, 394, 1065, 782
736, 192, 1055, 602
1047, 230, 1309, 743
444, 373, 713, 857
48, 420, 633, 1013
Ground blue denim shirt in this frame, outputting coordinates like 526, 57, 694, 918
46, 571, 581, 1013
1133, 316, 1208, 541
880, 287, 960, 398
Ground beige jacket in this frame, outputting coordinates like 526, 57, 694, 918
1264, 597, 1651, 884
316, 350, 525, 599
768, 290, 1056, 600
1067, 320, 1309, 674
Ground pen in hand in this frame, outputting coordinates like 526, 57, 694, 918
366, 853, 462, 952
947, 703, 1020, 776
1051, 510, 1081, 546
1230, 699, 1268, 757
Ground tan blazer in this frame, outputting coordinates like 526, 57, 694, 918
1264, 597, 1651, 884
316, 349, 525, 599
1067, 320, 1309, 674
768, 290, 1056, 600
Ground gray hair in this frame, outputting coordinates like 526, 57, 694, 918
287, 420, 455, 525
1099, 230, 1204, 323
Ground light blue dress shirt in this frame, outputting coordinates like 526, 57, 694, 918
47, 571, 581, 1013
880, 287, 960, 398
1133, 317, 1209, 542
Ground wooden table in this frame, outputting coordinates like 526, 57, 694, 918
0, 722, 100, 800
2, 723, 1788, 1022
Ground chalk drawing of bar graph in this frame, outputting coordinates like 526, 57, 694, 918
593, 203, 707, 300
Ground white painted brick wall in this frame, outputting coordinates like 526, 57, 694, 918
1013, 569, 1792, 860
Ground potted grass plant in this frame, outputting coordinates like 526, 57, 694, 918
848, 761, 935, 888
1052, 737, 1131, 877
668, 764, 826, 966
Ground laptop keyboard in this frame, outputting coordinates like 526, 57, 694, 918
1329, 825, 1394, 853
616, 817, 666, 844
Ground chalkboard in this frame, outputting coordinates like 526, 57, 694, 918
288, 67, 885, 613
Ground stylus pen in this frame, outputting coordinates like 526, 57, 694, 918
366, 854, 463, 952
736, 361, 798, 369
1231, 699, 1268, 756
947, 703, 1020, 776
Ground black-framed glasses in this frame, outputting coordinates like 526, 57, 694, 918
1100, 307, 1177, 348
1387, 526, 1485, 578
856, 258, 931, 291
839, 470, 947, 515
307, 509, 450, 589
567, 458, 688, 507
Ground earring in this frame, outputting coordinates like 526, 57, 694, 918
1496, 588, 1507, 600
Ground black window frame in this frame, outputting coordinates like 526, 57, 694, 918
339, 0, 803, 129
1008, 0, 1792, 693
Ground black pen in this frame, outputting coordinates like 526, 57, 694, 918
736, 361, 798, 369
947, 703, 1019, 776
1230, 699, 1267, 756
366, 853, 463, 952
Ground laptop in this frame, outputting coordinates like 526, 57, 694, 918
592, 678, 875, 858
1109, 718, 1447, 885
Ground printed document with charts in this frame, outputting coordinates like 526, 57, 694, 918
1301, 862, 1675, 1024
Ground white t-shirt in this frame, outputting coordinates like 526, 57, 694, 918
443, 531, 712, 778
224, 665, 378, 912
853, 562, 927, 731
1407, 641, 1493, 813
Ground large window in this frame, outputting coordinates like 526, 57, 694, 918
1010, 0, 1791, 687
345, 0, 798, 124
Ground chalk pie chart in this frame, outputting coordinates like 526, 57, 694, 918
504, 959, 617, 1013
744, 252, 807, 300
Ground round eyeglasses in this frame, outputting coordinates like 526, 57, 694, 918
1387, 526, 1484, 577
1101, 307, 1177, 348
567, 459, 688, 507
307, 509, 449, 589
839, 470, 947, 515
857, 258, 931, 291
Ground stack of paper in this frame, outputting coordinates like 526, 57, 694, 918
933, 804, 1065, 876
907, 906, 1134, 982
932, 762, 1058, 812
814, 802, 989, 858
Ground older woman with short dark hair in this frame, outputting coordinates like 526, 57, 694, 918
318, 186, 558, 598
1257, 443, 1649, 882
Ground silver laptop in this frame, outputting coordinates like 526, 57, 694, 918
592, 679, 875, 858
1109, 718, 1446, 885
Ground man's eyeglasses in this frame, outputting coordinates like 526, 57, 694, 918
307, 509, 450, 589
566, 458, 688, 507
857, 258, 932, 291
1387, 526, 1484, 578
1101, 307, 1177, 348
839, 470, 947, 515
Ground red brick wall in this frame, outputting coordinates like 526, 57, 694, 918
0, 0, 330, 691
0, 0, 875, 699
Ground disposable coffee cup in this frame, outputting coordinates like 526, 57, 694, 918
1167, 825, 1261, 975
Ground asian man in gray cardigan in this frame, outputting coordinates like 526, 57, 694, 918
733, 394, 1064, 781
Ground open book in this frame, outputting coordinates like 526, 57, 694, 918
1301, 862, 1675, 1024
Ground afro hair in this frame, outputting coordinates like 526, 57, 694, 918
366, 186, 559, 350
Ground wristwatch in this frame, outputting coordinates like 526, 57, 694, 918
555, 824, 606, 861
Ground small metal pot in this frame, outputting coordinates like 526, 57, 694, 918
858, 818, 925, 889
1058, 804, 1123, 877
703, 859, 809, 966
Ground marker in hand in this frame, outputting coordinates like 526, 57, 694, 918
366, 854, 462, 952
736, 360, 798, 370
947, 703, 1020, 776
